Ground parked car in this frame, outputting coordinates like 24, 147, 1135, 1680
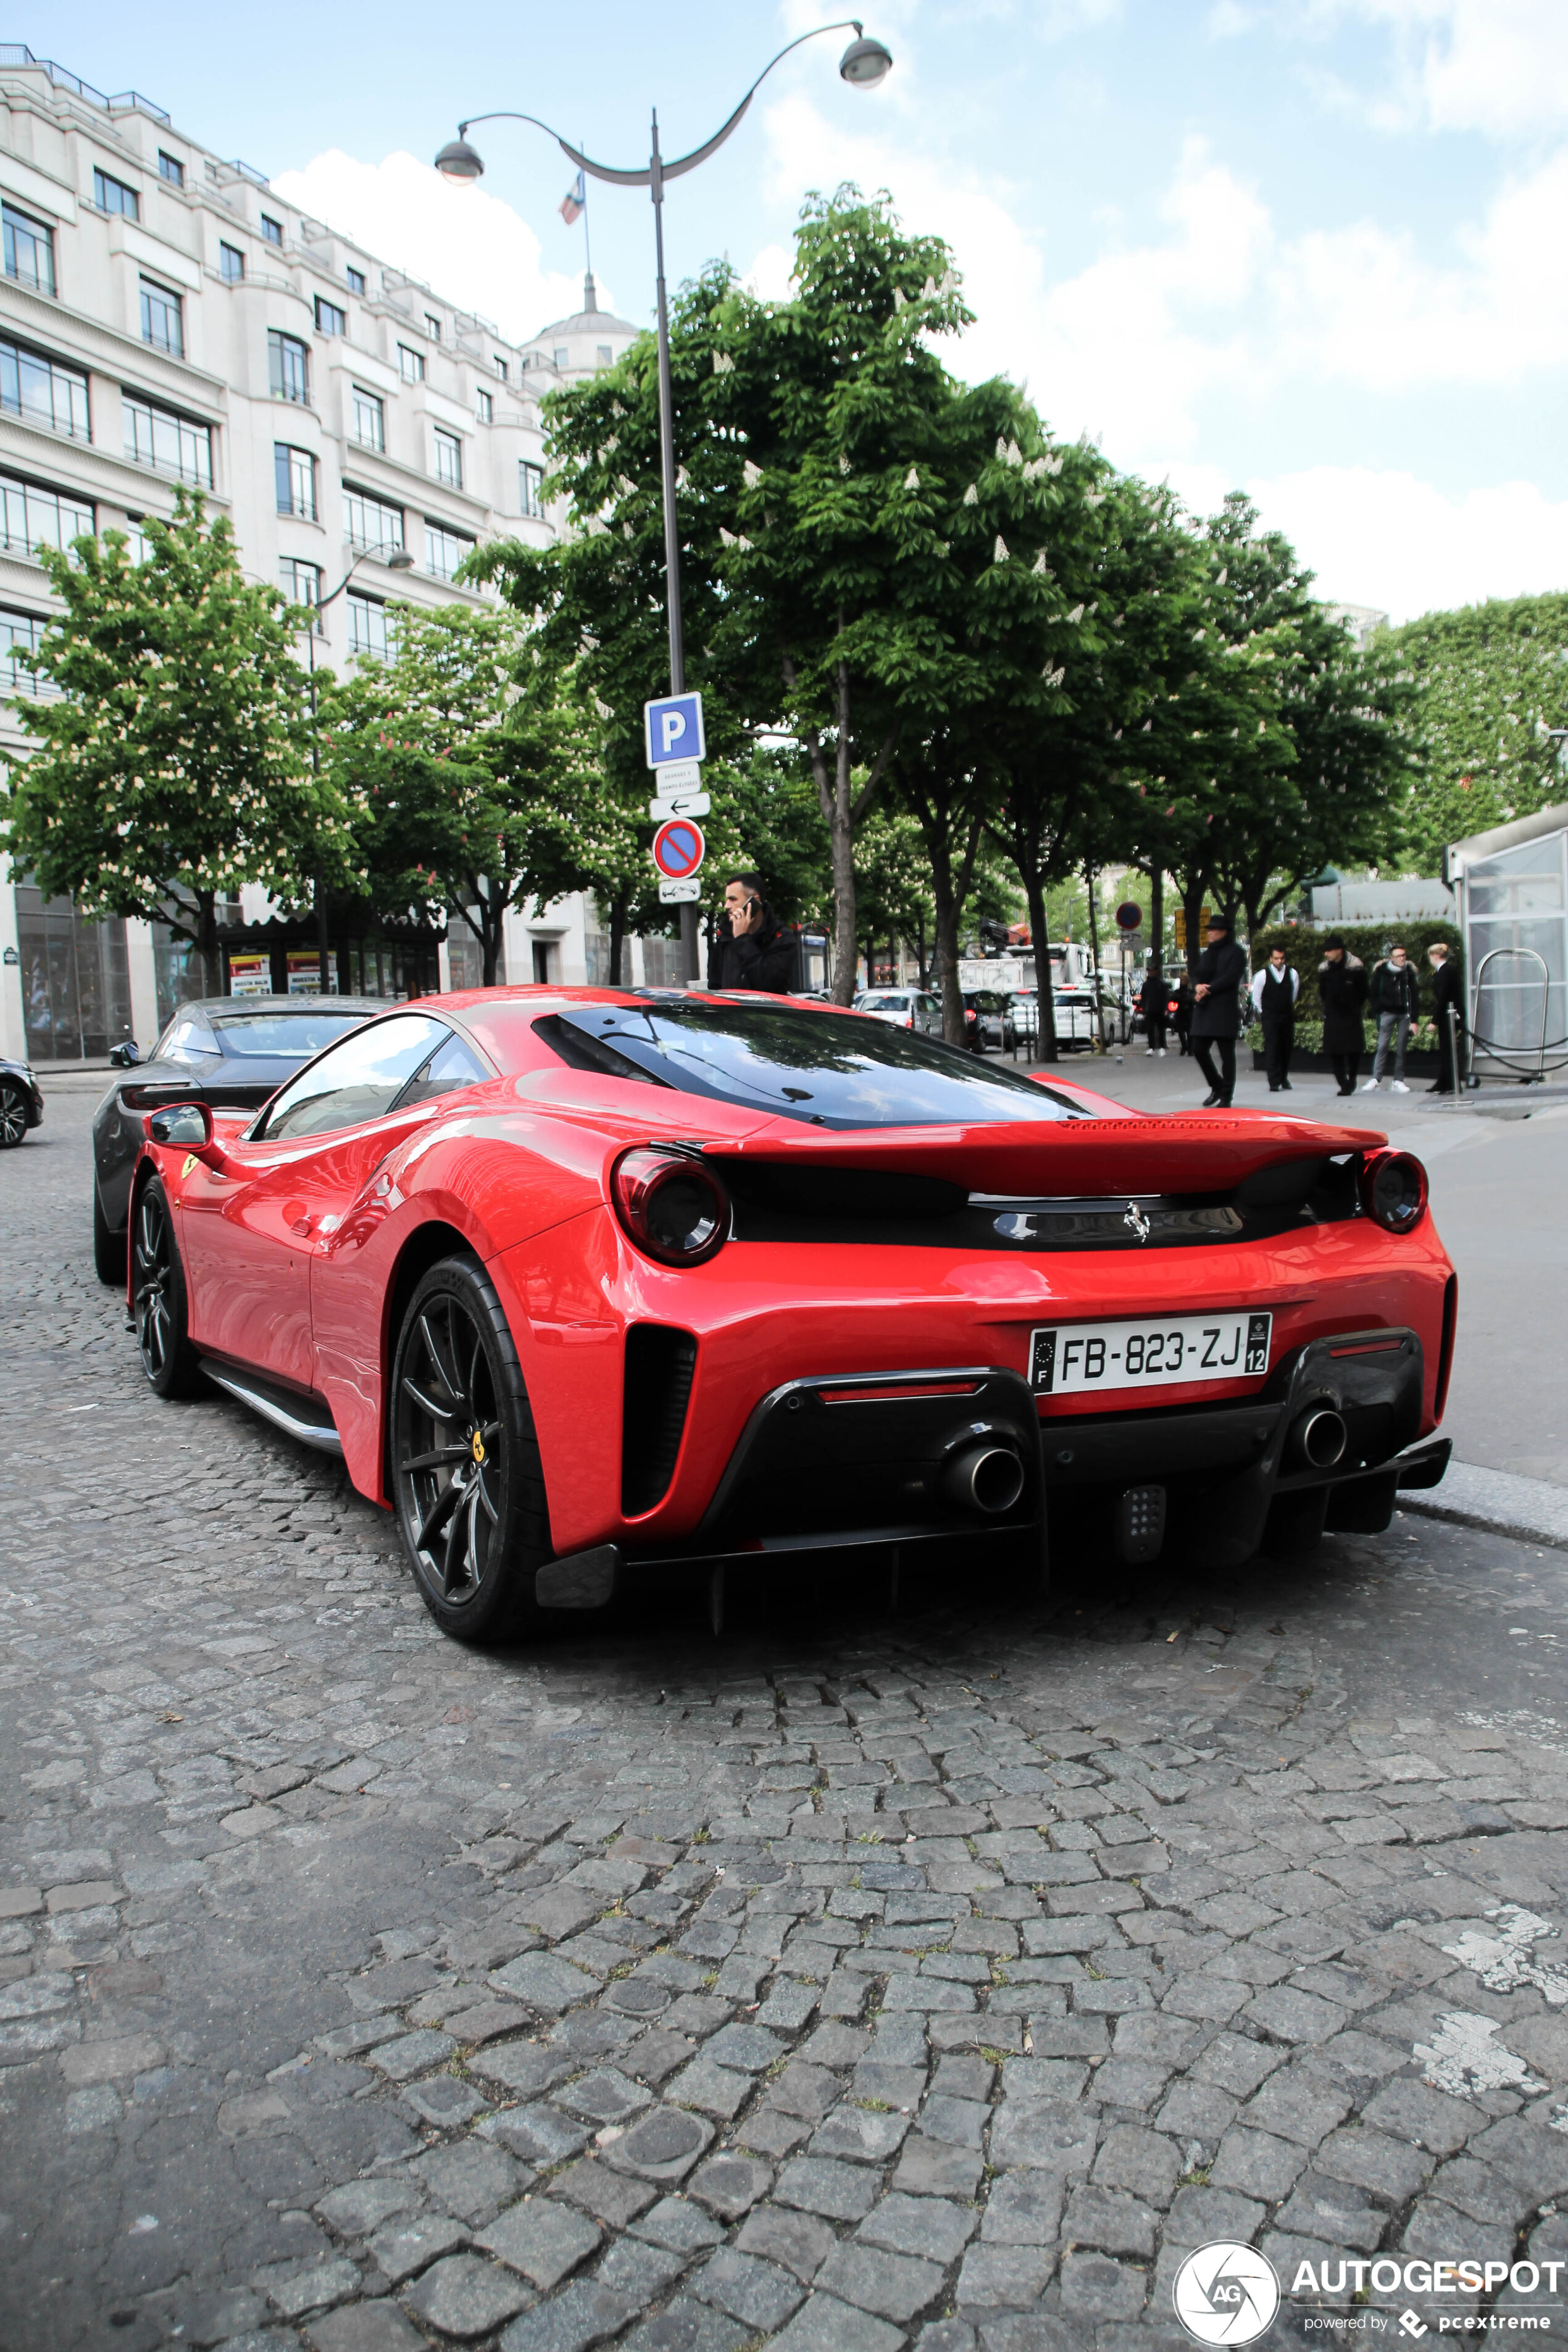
123, 985, 1456, 1646
91, 996, 380, 1283
853, 989, 941, 1035
0, 1053, 44, 1148
1006, 988, 1097, 1050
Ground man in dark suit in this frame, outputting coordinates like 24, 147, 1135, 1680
1191, 915, 1248, 1107
1427, 941, 1464, 1093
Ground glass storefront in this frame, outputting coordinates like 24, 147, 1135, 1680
1464, 830, 1567, 1069
15, 887, 132, 1062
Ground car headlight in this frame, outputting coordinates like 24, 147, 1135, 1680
1359, 1148, 1428, 1233
612, 1148, 729, 1266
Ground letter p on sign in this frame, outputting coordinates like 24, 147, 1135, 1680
644, 691, 707, 769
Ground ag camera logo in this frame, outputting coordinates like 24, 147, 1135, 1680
1173, 2241, 1282, 2346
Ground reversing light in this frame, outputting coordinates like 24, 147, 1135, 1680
612, 1148, 729, 1266
1359, 1147, 1428, 1233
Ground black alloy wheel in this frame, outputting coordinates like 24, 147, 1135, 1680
390, 1256, 546, 1643
0, 1082, 28, 1148
93, 1181, 127, 1285
131, 1177, 202, 1397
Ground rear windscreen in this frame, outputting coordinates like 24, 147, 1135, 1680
214, 1011, 367, 1058
541, 1001, 1094, 1129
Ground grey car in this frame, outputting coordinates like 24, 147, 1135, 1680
91, 996, 380, 1283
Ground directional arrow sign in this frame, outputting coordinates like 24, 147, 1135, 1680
651, 817, 706, 882
649, 790, 711, 821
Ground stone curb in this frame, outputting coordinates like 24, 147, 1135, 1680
1401, 1459, 1568, 1553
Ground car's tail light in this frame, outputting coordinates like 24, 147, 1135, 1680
1359, 1148, 1428, 1233
903, 1016, 913, 1030
612, 1148, 729, 1266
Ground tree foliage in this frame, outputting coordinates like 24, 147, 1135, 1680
1386, 591, 1568, 869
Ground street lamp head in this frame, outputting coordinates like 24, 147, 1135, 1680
386, 548, 415, 571
435, 131, 485, 185
840, 30, 893, 87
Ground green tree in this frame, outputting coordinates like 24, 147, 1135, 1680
322, 602, 635, 986
1, 492, 348, 992
1385, 591, 1568, 869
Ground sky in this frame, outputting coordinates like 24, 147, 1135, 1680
35, 0, 1568, 622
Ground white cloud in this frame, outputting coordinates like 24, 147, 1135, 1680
1170, 461, 1568, 622
271, 149, 607, 344
1343, 0, 1568, 137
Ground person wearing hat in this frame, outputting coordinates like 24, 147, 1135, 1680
1318, 935, 1369, 1096
1190, 914, 1248, 1107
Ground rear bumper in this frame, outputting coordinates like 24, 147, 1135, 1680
536, 1327, 1443, 1601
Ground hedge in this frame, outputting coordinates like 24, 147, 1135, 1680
1248, 919, 1464, 1024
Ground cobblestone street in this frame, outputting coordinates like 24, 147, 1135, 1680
6, 1091, 1568, 2352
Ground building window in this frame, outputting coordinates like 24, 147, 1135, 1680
123, 394, 213, 486
519, 461, 544, 518
398, 344, 424, 383
0, 472, 94, 559
0, 340, 89, 441
433, 427, 462, 488
261, 213, 283, 246
140, 279, 183, 357
346, 591, 391, 661
120, 514, 152, 565
0, 606, 56, 696
424, 519, 476, 580
280, 556, 323, 630
219, 241, 244, 283
343, 485, 404, 556
553, 346, 569, 369
494, 356, 508, 381
596, 344, 612, 368
425, 312, 441, 342
315, 296, 345, 338
94, 169, 140, 220
269, 330, 310, 403
158, 151, 185, 188
3, 204, 55, 298
351, 386, 385, 451
346, 266, 365, 297
275, 443, 316, 520
477, 388, 493, 424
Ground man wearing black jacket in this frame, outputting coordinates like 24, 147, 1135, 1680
1191, 915, 1248, 1107
707, 872, 797, 993
1363, 941, 1421, 1093
1427, 940, 1464, 1093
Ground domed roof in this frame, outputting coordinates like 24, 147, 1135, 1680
529, 273, 641, 343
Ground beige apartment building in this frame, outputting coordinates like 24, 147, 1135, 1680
0, 45, 643, 1066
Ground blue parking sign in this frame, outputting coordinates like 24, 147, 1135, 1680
643, 691, 706, 769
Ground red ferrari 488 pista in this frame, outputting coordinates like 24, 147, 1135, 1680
125, 988, 1454, 1642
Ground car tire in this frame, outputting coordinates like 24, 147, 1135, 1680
130, 1177, 204, 1398
0, 1080, 29, 1148
93, 1181, 127, 1287
390, 1256, 547, 1645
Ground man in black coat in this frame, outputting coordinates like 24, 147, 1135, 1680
1138, 965, 1168, 1055
1191, 915, 1248, 1107
707, 871, 797, 993
1319, 937, 1369, 1095
1427, 941, 1464, 1093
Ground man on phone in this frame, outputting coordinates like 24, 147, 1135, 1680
707, 871, 797, 993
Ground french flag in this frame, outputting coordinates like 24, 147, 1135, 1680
559, 171, 585, 225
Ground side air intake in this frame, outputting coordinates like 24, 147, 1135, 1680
621, 1325, 698, 1517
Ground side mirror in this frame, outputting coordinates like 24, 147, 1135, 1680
109, 1040, 141, 1069
144, 1101, 231, 1172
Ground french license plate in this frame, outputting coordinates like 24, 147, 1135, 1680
1030, 1311, 1272, 1396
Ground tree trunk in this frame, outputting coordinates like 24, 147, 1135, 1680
1085, 865, 1106, 1049
1182, 876, 1207, 976
609, 896, 627, 988
1149, 865, 1164, 993
197, 888, 222, 998
1020, 863, 1059, 1064
915, 909, 928, 989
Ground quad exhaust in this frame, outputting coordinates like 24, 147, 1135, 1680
944, 1443, 1026, 1517
1291, 1406, 1348, 1470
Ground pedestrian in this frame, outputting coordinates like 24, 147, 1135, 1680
1171, 971, 1193, 1056
1191, 915, 1248, 1107
1249, 944, 1299, 1093
1139, 965, 1168, 1056
1318, 936, 1369, 1096
707, 871, 797, 993
1426, 940, 1464, 1093
1364, 940, 1420, 1093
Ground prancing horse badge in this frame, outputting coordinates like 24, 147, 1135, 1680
1123, 1200, 1152, 1243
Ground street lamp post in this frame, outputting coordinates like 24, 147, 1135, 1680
435, 23, 893, 979
300, 541, 414, 991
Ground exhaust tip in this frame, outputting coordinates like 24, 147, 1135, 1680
945, 1443, 1026, 1517
1295, 1406, 1348, 1470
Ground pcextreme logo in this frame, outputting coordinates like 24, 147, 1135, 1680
1173, 2241, 1283, 2345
